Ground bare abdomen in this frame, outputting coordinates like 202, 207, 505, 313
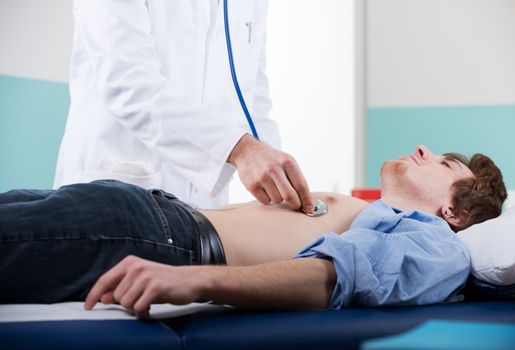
201, 193, 368, 266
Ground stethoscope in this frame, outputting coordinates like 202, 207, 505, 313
223, 0, 260, 140
223, 0, 328, 217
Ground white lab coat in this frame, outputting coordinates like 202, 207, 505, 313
54, 0, 281, 208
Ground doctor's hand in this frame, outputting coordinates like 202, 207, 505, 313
84, 256, 202, 318
228, 134, 314, 213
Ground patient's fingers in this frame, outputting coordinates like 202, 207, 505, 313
100, 291, 115, 304
133, 289, 154, 319
119, 281, 146, 313
84, 257, 132, 310
112, 267, 137, 302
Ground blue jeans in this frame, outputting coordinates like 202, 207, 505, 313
0, 180, 201, 303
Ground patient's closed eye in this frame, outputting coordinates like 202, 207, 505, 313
441, 161, 451, 168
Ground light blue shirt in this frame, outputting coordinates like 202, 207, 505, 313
295, 200, 471, 309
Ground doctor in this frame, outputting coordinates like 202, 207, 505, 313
54, 0, 314, 212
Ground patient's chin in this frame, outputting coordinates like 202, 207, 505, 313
382, 160, 407, 177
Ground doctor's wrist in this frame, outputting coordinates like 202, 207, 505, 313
227, 133, 259, 167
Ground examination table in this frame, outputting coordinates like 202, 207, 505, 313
1, 300, 514, 350
2, 189, 514, 349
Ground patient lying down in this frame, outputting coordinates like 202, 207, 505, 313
0, 145, 506, 317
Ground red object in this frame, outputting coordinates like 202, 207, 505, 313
352, 188, 381, 201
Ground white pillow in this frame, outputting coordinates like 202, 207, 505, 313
457, 205, 515, 285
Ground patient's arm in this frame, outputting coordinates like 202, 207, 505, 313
203, 258, 335, 310
85, 255, 336, 317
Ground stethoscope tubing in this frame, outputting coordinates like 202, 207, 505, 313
223, 0, 260, 140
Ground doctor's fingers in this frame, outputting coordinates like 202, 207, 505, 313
250, 187, 272, 206
270, 170, 302, 209
283, 161, 313, 213
261, 177, 284, 204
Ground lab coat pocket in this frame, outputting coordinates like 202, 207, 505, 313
233, 22, 265, 88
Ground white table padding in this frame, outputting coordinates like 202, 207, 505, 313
0, 302, 229, 323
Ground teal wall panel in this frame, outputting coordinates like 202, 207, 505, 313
0, 75, 69, 191
2, 75, 514, 194
366, 105, 515, 189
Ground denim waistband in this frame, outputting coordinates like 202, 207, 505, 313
180, 204, 227, 265
150, 190, 226, 265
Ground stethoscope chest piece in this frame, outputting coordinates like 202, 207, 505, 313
305, 199, 328, 217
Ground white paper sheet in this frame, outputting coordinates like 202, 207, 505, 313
0, 302, 230, 323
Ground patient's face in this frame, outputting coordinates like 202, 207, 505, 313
380, 145, 474, 206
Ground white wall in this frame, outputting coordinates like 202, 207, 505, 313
507, 192, 515, 210
0, 0, 72, 82
230, 0, 356, 202
367, 0, 515, 107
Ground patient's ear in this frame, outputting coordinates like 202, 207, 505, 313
440, 206, 470, 229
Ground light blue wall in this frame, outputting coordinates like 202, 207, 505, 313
0, 74, 69, 192
2, 74, 514, 193
366, 105, 515, 189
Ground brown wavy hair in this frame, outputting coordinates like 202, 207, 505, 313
444, 153, 507, 232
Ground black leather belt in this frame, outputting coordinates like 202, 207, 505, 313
151, 189, 226, 265
182, 205, 227, 265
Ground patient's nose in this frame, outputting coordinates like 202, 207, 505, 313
414, 145, 432, 160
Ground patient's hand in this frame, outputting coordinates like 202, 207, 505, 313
84, 255, 203, 318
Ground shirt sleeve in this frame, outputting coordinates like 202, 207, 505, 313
295, 228, 471, 309
74, 0, 247, 195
